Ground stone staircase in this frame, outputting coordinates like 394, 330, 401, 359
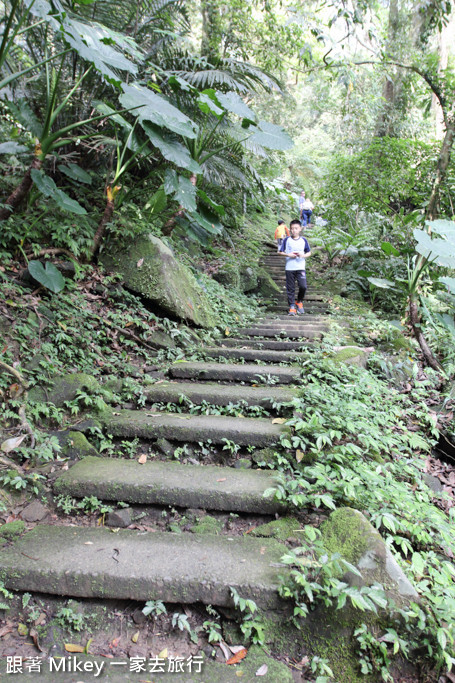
0, 245, 331, 627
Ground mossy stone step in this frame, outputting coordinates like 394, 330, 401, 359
168, 361, 299, 384
203, 346, 301, 363
217, 338, 306, 351
258, 315, 329, 323
237, 327, 325, 339
55, 456, 285, 513
103, 410, 286, 446
0, 525, 287, 609
250, 322, 329, 330
144, 380, 294, 408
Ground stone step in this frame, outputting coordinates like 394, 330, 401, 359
203, 347, 302, 363
103, 410, 286, 446
267, 306, 330, 315
250, 322, 329, 330
144, 380, 294, 408
169, 361, 299, 384
55, 456, 285, 514
237, 327, 325, 339
218, 338, 306, 350
258, 315, 329, 323
0, 525, 287, 609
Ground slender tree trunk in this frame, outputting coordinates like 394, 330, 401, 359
91, 197, 115, 258
201, 0, 221, 61
409, 297, 442, 371
375, 0, 401, 138
0, 155, 42, 221
426, 117, 455, 220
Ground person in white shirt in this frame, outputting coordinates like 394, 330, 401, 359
301, 198, 314, 226
279, 219, 311, 315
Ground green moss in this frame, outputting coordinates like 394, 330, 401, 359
0, 520, 26, 539
330, 347, 368, 367
381, 330, 413, 353
62, 432, 98, 459
321, 508, 369, 566
190, 515, 223, 535
250, 517, 301, 541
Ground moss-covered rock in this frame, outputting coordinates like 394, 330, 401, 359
28, 373, 100, 407
321, 507, 418, 601
381, 328, 414, 353
190, 515, 223, 535
251, 447, 277, 466
0, 520, 26, 539
251, 517, 302, 541
101, 234, 216, 328
62, 432, 99, 460
329, 346, 370, 368
256, 267, 281, 297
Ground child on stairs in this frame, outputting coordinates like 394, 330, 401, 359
279, 219, 311, 316
274, 220, 289, 251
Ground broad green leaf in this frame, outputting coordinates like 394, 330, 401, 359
120, 83, 197, 139
58, 163, 92, 185
215, 91, 255, 120
30, 169, 58, 197
141, 122, 201, 173
381, 241, 400, 256
0, 142, 28, 154
54, 189, 87, 215
5, 100, 42, 137
249, 120, 293, 150
367, 277, 395, 289
164, 169, 179, 195
414, 223, 455, 268
198, 92, 224, 117
31, 169, 87, 214
440, 277, 455, 293
174, 176, 197, 212
145, 188, 167, 215
197, 189, 225, 216
94, 102, 134, 131
28, 261, 65, 293
437, 628, 447, 651
188, 207, 223, 235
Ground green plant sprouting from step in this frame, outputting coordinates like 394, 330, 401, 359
229, 587, 265, 645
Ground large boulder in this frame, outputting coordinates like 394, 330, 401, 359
101, 234, 216, 328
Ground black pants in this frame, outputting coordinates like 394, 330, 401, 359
286, 270, 307, 307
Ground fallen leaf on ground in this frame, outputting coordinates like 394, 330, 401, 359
217, 478, 227, 482
131, 631, 139, 643
219, 641, 231, 660
138, 454, 147, 464
0, 624, 13, 637
158, 648, 168, 659
272, 417, 286, 424
65, 643, 84, 653
34, 612, 46, 626
256, 664, 268, 676
229, 645, 247, 654
29, 628, 42, 651
137, 258, 144, 268
17, 623, 28, 636
296, 449, 304, 462
226, 648, 247, 665
1, 434, 26, 453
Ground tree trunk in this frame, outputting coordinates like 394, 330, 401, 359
375, 0, 402, 138
201, 0, 221, 61
91, 196, 115, 258
409, 297, 442, 371
426, 117, 455, 220
0, 156, 42, 221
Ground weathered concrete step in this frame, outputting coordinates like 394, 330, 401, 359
258, 315, 329, 323
103, 410, 285, 446
218, 338, 306, 350
0, 525, 287, 609
144, 380, 294, 407
267, 307, 330, 315
169, 361, 299, 384
203, 347, 301, 363
55, 456, 285, 514
237, 327, 325, 339
250, 322, 329, 331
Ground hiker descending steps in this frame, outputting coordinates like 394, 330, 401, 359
279, 219, 311, 316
